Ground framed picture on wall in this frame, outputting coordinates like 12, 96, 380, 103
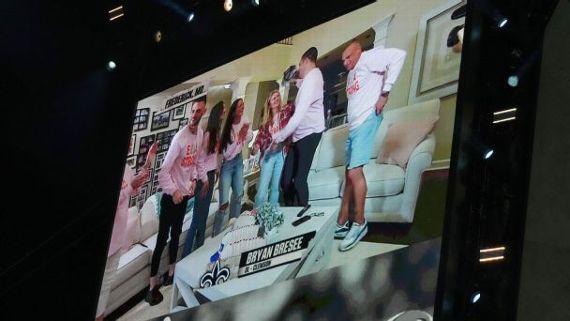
126, 156, 136, 169
408, 0, 464, 103
151, 110, 171, 131
172, 104, 186, 120
156, 129, 178, 153
154, 152, 165, 170
136, 183, 149, 208
127, 133, 136, 156
133, 108, 150, 132
178, 118, 188, 130
137, 134, 156, 170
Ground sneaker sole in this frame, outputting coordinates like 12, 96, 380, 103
334, 233, 348, 240
338, 226, 368, 252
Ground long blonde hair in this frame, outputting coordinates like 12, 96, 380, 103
262, 89, 281, 126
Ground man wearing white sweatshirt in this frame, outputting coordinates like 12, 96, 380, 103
336, 41, 406, 251
272, 47, 325, 207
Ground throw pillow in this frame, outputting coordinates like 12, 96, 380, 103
377, 118, 438, 168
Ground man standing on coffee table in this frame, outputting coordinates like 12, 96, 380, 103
335, 40, 405, 251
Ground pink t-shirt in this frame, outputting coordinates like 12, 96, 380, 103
159, 126, 207, 196
108, 166, 136, 256
223, 116, 253, 161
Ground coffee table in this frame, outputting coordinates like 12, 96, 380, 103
170, 206, 337, 311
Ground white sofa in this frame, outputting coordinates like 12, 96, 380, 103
104, 193, 220, 315
307, 99, 440, 223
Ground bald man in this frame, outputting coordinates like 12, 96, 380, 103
336, 41, 406, 251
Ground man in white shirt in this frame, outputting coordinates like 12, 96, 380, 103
336, 41, 406, 251
272, 47, 325, 206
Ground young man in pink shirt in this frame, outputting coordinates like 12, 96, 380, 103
272, 47, 325, 206
146, 97, 208, 305
336, 41, 406, 251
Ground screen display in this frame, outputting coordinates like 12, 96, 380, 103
98, 0, 465, 319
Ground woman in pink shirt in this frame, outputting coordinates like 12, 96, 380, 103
182, 101, 225, 257
96, 142, 157, 321
252, 90, 294, 207
213, 98, 252, 236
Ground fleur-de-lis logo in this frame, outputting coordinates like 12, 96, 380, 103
199, 260, 230, 288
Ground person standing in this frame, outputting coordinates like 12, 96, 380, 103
272, 47, 325, 207
213, 98, 252, 236
96, 142, 157, 320
335, 40, 406, 251
182, 101, 225, 257
253, 90, 294, 207
146, 98, 208, 305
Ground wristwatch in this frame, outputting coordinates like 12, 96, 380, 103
381, 91, 390, 98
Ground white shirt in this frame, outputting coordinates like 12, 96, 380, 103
274, 68, 325, 143
346, 47, 406, 130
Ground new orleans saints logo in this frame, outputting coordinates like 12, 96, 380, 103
199, 260, 230, 288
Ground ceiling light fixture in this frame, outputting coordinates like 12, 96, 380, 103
187, 12, 195, 22
224, 0, 233, 12
106, 61, 117, 71
498, 17, 508, 28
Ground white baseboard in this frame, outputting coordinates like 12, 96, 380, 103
428, 159, 450, 171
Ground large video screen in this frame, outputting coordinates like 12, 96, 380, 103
98, 0, 466, 319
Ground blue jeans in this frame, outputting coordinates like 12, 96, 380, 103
255, 149, 285, 208
213, 154, 244, 236
182, 170, 215, 257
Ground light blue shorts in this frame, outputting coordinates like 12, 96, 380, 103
345, 112, 383, 169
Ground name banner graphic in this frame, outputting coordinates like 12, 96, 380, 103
162, 82, 209, 111
237, 231, 316, 277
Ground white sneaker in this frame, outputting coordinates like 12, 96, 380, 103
334, 221, 351, 239
339, 220, 368, 252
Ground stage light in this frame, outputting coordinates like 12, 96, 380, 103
498, 17, 508, 28
471, 292, 481, 304
106, 61, 117, 71
154, 31, 162, 43
187, 12, 195, 22
507, 75, 519, 87
251, 0, 261, 6
484, 150, 494, 160
224, 0, 233, 12
109, 5, 124, 21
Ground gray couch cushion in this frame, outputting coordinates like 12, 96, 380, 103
112, 244, 150, 289
308, 166, 344, 200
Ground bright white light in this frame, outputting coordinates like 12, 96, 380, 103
187, 12, 195, 22
484, 150, 494, 159
471, 292, 481, 304
498, 18, 508, 28
493, 108, 517, 116
106, 61, 116, 70
224, 0, 233, 12
508, 75, 519, 87
252, 0, 260, 6
223, 84, 231, 89
493, 117, 516, 124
